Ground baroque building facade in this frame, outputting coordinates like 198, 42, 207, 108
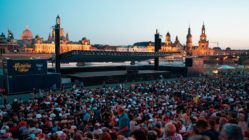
146, 32, 184, 53
146, 24, 214, 56
34, 36, 91, 54
160, 32, 183, 52
20, 16, 91, 54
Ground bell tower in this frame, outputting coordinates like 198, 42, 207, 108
186, 26, 193, 55
202, 23, 205, 34
198, 23, 209, 48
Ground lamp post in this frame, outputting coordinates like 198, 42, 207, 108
55, 15, 61, 73
154, 29, 161, 70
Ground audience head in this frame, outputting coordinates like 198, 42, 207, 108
219, 123, 243, 140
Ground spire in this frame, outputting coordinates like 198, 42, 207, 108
202, 22, 205, 34
188, 25, 191, 34
48, 33, 52, 41
166, 32, 170, 36
66, 32, 69, 40
175, 36, 179, 42
174, 36, 180, 45
186, 25, 193, 50
52, 30, 55, 41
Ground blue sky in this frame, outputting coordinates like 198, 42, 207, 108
0, 0, 249, 49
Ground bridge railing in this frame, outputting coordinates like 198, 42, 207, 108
60, 50, 179, 57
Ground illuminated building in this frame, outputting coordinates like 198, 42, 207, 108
146, 32, 183, 53
186, 26, 193, 55
21, 27, 33, 40
18, 16, 91, 54
160, 33, 183, 52
146, 42, 155, 52
19, 27, 35, 53
187, 24, 214, 56
34, 16, 90, 53
34, 36, 91, 54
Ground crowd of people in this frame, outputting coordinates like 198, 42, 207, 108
0, 73, 249, 140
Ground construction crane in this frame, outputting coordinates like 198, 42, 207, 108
211, 42, 219, 48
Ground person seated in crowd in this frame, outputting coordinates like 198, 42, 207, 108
0, 73, 248, 140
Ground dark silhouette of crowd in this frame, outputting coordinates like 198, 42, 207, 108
0, 73, 249, 140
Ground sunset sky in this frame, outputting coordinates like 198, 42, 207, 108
1, 0, 249, 49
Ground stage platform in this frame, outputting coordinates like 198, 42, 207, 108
66, 70, 171, 86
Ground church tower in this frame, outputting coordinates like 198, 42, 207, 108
186, 26, 193, 55
198, 23, 209, 48
174, 36, 179, 44
165, 32, 171, 46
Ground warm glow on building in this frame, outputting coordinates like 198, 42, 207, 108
19, 17, 92, 54
34, 38, 91, 54
186, 24, 214, 56
147, 42, 155, 52
146, 33, 183, 53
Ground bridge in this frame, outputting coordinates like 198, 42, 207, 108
58, 50, 180, 62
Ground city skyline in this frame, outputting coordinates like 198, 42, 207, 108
1, 0, 249, 49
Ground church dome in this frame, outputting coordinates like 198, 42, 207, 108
21, 27, 33, 40
213, 47, 221, 50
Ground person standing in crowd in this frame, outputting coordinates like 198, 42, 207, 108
116, 105, 130, 137
83, 109, 91, 125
